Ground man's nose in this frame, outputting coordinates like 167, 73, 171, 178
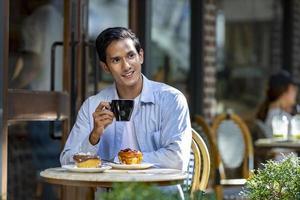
122, 58, 131, 70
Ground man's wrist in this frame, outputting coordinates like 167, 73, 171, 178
89, 130, 101, 145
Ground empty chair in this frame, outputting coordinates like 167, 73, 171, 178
211, 112, 254, 199
193, 115, 223, 200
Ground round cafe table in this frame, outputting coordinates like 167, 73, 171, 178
255, 138, 300, 150
40, 167, 187, 188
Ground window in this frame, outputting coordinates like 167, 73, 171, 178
151, 0, 191, 98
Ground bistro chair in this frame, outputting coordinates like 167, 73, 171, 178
193, 115, 223, 200
252, 119, 277, 168
193, 115, 219, 181
211, 112, 254, 199
184, 128, 211, 198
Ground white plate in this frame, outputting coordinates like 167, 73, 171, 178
62, 164, 111, 172
107, 163, 154, 170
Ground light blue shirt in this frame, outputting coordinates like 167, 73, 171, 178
60, 75, 192, 171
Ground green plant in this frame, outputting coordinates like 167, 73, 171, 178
101, 182, 177, 200
241, 153, 300, 200
100, 182, 207, 200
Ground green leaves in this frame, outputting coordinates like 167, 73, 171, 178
100, 182, 208, 200
101, 182, 180, 200
241, 154, 300, 200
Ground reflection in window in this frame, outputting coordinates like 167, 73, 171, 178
216, 0, 278, 116
8, 1, 64, 199
151, 0, 190, 97
9, 0, 64, 91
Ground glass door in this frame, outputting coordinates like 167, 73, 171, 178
4, 0, 78, 199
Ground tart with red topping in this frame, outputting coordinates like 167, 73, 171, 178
118, 148, 143, 164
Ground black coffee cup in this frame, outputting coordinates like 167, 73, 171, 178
110, 99, 134, 121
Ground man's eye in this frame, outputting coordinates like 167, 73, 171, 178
112, 58, 120, 63
128, 53, 136, 59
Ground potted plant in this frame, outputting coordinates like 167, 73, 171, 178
241, 154, 300, 200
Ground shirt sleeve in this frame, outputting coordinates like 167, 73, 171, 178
142, 93, 192, 171
60, 99, 99, 165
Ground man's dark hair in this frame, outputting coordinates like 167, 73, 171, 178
95, 27, 141, 63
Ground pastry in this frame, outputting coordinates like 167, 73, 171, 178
73, 153, 101, 168
118, 148, 143, 164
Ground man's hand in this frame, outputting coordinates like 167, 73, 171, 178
89, 102, 114, 145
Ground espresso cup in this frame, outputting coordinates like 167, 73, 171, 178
110, 99, 134, 121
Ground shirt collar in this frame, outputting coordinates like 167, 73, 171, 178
112, 74, 155, 104
140, 74, 155, 104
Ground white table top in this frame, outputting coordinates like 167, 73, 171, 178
255, 138, 300, 149
40, 167, 187, 187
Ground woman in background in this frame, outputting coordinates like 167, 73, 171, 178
254, 70, 299, 166
256, 70, 299, 133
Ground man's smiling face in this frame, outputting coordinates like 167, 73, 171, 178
102, 38, 144, 91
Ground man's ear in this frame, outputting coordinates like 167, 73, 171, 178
100, 61, 110, 73
139, 49, 144, 64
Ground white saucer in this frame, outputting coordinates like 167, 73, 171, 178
62, 164, 111, 172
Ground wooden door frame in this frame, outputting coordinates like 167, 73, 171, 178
1, 0, 9, 197
129, 0, 152, 77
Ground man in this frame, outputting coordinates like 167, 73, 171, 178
60, 27, 191, 172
